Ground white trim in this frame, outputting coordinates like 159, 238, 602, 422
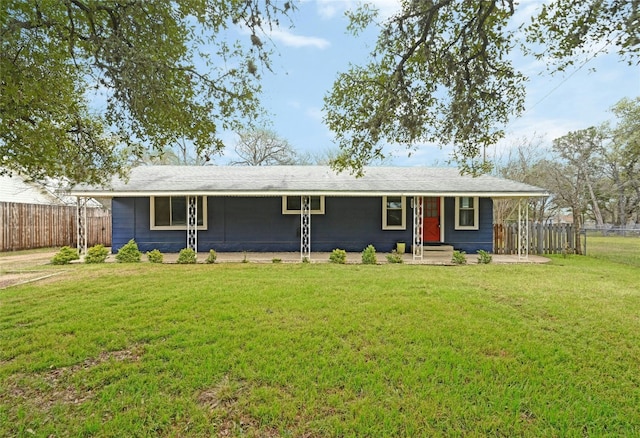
282, 195, 325, 214
73, 190, 549, 198
412, 196, 423, 260
382, 196, 406, 230
454, 196, 479, 230
440, 196, 445, 242
518, 199, 529, 260
150, 196, 208, 230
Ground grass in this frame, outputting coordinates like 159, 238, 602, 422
0, 248, 58, 277
0, 248, 59, 257
1, 257, 639, 436
585, 234, 640, 267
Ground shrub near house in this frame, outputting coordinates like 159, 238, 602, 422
115, 239, 141, 263
146, 249, 163, 264
85, 245, 109, 263
51, 246, 80, 265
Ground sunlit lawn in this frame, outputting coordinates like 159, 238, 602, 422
585, 234, 640, 267
1, 256, 639, 436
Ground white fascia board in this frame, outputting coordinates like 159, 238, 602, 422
71, 190, 549, 198
486, 193, 550, 198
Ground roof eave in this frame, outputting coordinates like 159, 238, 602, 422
70, 190, 549, 198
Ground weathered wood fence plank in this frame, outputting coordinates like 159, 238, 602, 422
494, 223, 577, 255
0, 202, 111, 251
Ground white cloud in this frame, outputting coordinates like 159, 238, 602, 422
306, 106, 324, 122
498, 116, 582, 152
386, 143, 452, 167
366, 0, 403, 18
314, 0, 401, 20
315, 0, 340, 19
508, 0, 548, 29
267, 27, 330, 49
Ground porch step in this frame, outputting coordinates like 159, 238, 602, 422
423, 244, 454, 253
421, 245, 454, 262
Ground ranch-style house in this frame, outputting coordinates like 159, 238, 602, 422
71, 165, 548, 260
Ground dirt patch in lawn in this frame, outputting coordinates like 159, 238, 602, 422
0, 250, 57, 270
3, 346, 144, 412
197, 376, 283, 437
0, 271, 63, 289
0, 250, 59, 289
196, 376, 311, 437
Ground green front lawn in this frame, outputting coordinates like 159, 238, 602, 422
585, 235, 640, 267
1, 257, 639, 436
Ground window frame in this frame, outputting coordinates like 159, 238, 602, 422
281, 196, 325, 215
150, 196, 208, 230
382, 196, 406, 230
454, 196, 479, 230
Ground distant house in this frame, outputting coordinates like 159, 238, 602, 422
0, 172, 104, 207
71, 166, 548, 258
0, 172, 70, 205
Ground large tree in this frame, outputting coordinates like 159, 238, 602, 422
324, 0, 639, 175
552, 127, 607, 228
231, 128, 301, 166
603, 97, 640, 226
1, 0, 292, 183
493, 135, 556, 224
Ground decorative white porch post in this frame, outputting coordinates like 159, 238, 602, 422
518, 198, 529, 259
186, 196, 198, 252
300, 195, 311, 261
77, 196, 88, 255
413, 196, 424, 261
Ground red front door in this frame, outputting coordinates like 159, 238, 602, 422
422, 197, 440, 242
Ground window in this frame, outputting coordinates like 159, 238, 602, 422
455, 196, 479, 230
151, 196, 207, 230
382, 196, 406, 230
282, 196, 325, 214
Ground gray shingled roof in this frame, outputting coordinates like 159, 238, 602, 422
71, 165, 548, 197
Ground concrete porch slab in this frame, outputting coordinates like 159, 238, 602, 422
159, 251, 550, 265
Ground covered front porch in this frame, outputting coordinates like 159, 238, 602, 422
73, 166, 550, 259
74, 194, 539, 262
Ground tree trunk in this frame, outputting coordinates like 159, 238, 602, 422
572, 207, 583, 255
608, 164, 627, 226
583, 169, 604, 228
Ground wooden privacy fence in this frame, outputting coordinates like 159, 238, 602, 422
0, 202, 111, 252
494, 222, 577, 255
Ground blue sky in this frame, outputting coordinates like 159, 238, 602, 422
217, 0, 640, 166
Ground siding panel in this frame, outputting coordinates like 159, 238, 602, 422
113, 196, 494, 253
111, 198, 137, 251
443, 197, 493, 252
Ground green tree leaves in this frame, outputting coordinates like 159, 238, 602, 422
527, 0, 639, 70
324, 0, 525, 175
1, 0, 291, 183
324, 0, 638, 175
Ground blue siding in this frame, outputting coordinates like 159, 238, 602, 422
111, 198, 136, 251
112, 197, 188, 252
313, 197, 412, 252
112, 196, 493, 253
442, 197, 493, 253
201, 197, 300, 252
